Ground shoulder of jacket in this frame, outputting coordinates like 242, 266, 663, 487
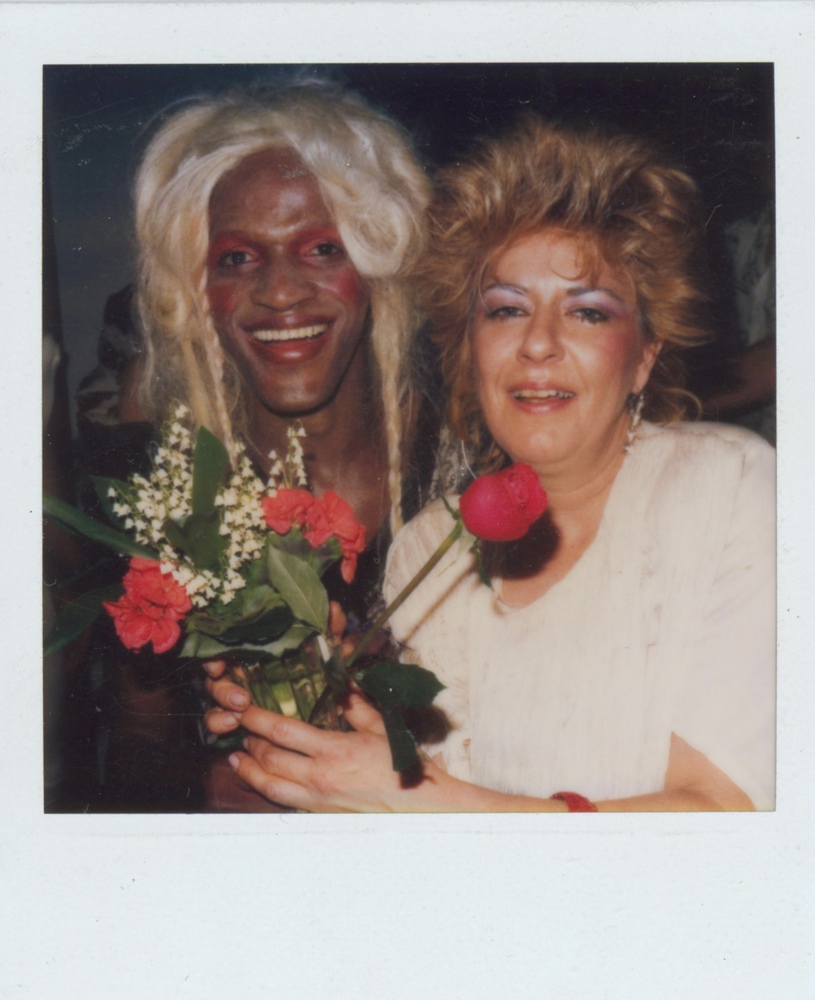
642, 420, 774, 470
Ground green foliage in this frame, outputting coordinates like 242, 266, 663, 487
180, 623, 317, 664
43, 492, 157, 560
380, 714, 421, 773
191, 426, 231, 516
44, 583, 124, 655
218, 607, 295, 646
355, 661, 445, 772
266, 526, 342, 578
354, 661, 444, 711
162, 510, 228, 572
266, 543, 329, 632
91, 476, 134, 524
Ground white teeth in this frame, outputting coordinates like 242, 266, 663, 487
513, 389, 574, 400
250, 325, 327, 343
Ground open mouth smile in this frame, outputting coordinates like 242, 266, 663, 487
512, 389, 575, 400
249, 324, 328, 343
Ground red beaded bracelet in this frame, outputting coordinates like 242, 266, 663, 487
550, 791, 598, 812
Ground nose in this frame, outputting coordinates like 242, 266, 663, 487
518, 307, 563, 363
251, 256, 314, 311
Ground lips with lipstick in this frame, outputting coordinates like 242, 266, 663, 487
248, 323, 328, 344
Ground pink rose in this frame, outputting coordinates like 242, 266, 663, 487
261, 488, 316, 534
104, 558, 192, 654
304, 491, 367, 584
459, 463, 548, 542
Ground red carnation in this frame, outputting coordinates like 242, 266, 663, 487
104, 558, 192, 654
459, 463, 548, 542
304, 490, 367, 584
261, 488, 315, 534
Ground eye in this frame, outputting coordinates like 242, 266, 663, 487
307, 241, 345, 258
572, 306, 610, 324
485, 305, 525, 320
215, 248, 254, 268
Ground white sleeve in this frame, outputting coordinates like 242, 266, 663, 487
672, 436, 776, 809
384, 500, 476, 777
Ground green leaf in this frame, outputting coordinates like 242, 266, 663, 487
353, 661, 444, 773
266, 544, 328, 632
380, 710, 420, 773
186, 586, 286, 637
262, 624, 318, 657
43, 492, 157, 560
233, 585, 286, 621
191, 426, 230, 515
92, 476, 134, 525
354, 661, 444, 711
44, 583, 123, 655
181, 623, 316, 660
180, 633, 238, 659
162, 511, 228, 571
266, 528, 342, 578
218, 606, 294, 645
264, 526, 314, 560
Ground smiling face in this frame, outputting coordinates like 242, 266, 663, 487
471, 229, 659, 486
206, 148, 370, 419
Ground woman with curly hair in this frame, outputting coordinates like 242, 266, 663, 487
208, 116, 775, 812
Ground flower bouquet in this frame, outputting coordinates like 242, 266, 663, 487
44, 406, 547, 774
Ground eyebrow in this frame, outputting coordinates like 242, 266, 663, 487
566, 286, 628, 305
481, 280, 526, 295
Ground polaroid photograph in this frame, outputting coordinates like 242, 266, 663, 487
4, 3, 814, 998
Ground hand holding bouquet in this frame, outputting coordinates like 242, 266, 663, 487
45, 406, 547, 774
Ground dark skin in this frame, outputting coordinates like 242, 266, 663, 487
202, 149, 393, 809
206, 147, 391, 543
247, 381, 391, 547
110, 150, 395, 812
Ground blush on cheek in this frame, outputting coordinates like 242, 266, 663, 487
207, 283, 240, 330
324, 267, 367, 313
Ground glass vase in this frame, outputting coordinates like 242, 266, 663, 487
226, 636, 345, 730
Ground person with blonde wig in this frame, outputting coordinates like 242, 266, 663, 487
81, 80, 438, 811
208, 116, 775, 813
135, 80, 432, 540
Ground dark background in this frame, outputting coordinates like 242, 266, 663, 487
44, 62, 774, 434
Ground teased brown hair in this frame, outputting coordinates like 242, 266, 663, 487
417, 116, 709, 471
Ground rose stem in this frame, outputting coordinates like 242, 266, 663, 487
344, 518, 463, 671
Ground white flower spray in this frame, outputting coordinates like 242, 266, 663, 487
107, 406, 309, 610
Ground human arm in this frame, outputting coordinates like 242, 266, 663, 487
222, 705, 752, 812
210, 444, 772, 814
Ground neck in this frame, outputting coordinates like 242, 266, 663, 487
535, 416, 630, 535
246, 352, 391, 541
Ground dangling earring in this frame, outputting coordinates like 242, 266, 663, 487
624, 392, 644, 454
460, 440, 477, 481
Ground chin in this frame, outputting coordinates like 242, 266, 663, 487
258, 386, 337, 418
